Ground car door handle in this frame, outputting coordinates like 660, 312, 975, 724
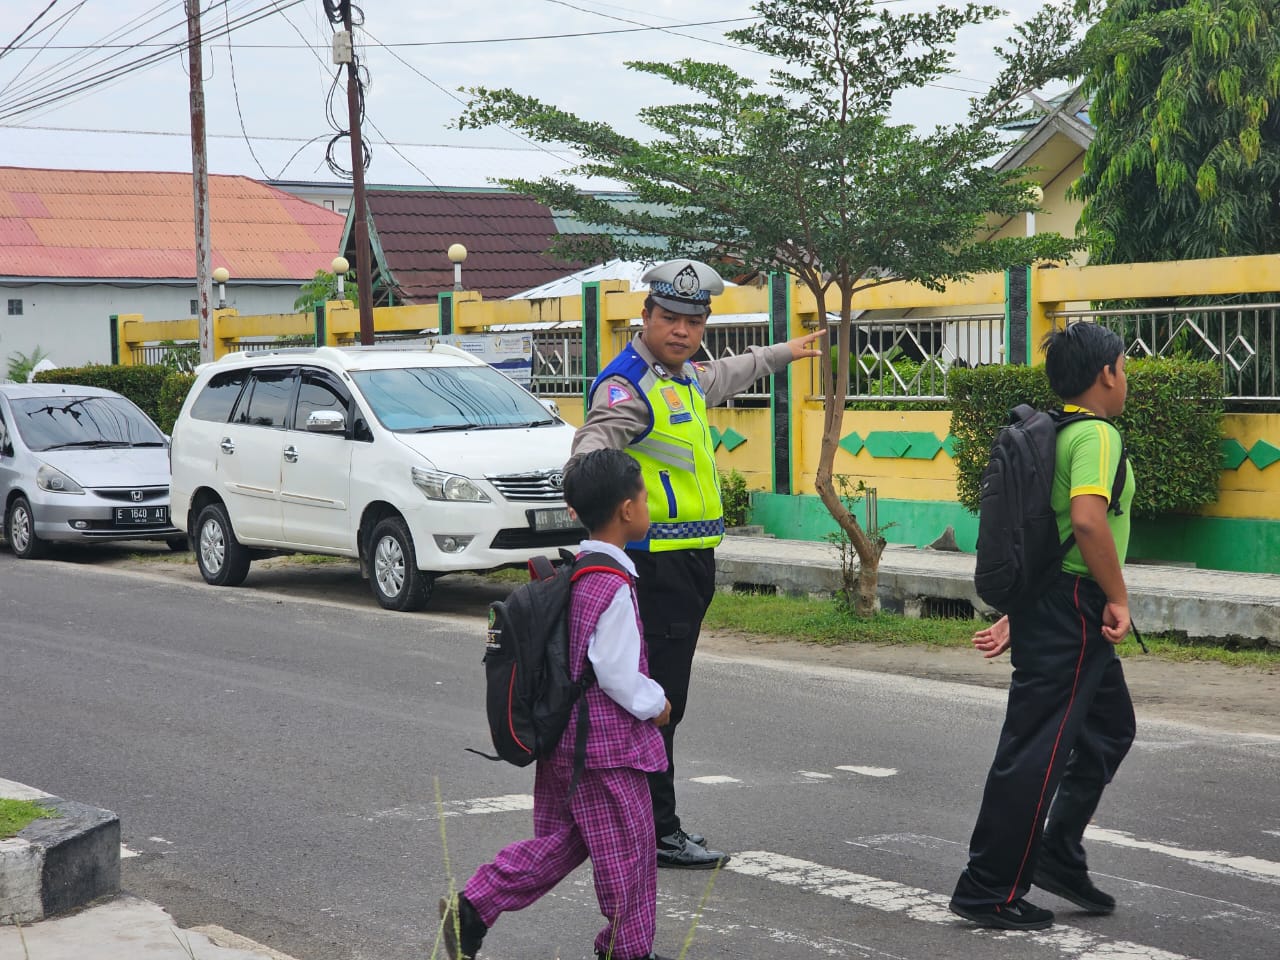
220, 437, 235, 454
283, 445, 298, 463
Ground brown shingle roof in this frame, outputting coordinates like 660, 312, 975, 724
361, 190, 583, 303
0, 166, 344, 281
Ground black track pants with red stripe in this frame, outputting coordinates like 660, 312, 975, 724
952, 573, 1136, 909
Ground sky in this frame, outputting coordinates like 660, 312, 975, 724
0, 0, 1057, 189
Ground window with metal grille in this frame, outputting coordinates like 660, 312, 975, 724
190, 299, 199, 315
6, 299, 22, 316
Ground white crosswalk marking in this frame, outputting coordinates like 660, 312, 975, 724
1086, 827, 1280, 884
836, 765, 898, 777
726, 851, 1203, 960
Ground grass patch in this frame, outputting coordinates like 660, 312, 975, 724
483, 567, 530, 584
0, 798, 56, 839
705, 592, 978, 647
704, 592, 1280, 668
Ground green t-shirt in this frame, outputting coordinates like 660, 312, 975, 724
1050, 405, 1136, 576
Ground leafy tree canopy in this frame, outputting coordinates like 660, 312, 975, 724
457, 0, 1084, 308
1071, 0, 1280, 262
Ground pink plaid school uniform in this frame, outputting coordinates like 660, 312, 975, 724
464, 568, 667, 960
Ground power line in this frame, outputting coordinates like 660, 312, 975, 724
540, 0, 760, 55
0, 0, 306, 122
222, 3, 270, 180
0, 0, 61, 61
2, 16, 762, 50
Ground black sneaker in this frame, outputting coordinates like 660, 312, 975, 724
949, 896, 1054, 931
657, 828, 730, 870
439, 893, 487, 959
1035, 856, 1116, 914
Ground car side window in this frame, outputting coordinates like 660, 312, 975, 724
292, 370, 351, 433
234, 368, 296, 429
189, 370, 249, 423
0, 409, 11, 456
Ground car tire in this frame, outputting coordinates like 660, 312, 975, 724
166, 535, 189, 552
369, 516, 431, 611
6, 496, 49, 559
194, 502, 251, 587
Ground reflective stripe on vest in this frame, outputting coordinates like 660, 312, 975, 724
591, 343, 724, 552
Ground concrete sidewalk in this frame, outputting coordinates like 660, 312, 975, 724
0, 895, 300, 960
714, 535, 1280, 644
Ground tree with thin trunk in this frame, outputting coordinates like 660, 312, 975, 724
458, 0, 1083, 615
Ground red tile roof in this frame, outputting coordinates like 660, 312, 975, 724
360, 189, 584, 303
0, 166, 345, 281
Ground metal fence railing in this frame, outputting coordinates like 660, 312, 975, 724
813, 312, 1005, 401
611, 318, 774, 404
1053, 301, 1280, 401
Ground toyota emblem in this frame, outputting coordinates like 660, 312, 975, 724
131, 490, 144, 502
548, 471, 564, 490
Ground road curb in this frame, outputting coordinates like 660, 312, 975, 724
0, 779, 120, 925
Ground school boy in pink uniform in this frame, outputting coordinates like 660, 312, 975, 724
441, 448, 675, 960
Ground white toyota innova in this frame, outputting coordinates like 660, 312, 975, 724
168, 344, 581, 610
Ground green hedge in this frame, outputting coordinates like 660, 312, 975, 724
33, 364, 196, 434
948, 358, 1224, 518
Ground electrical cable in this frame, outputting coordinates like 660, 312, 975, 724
223, 2, 271, 179
0, 0, 61, 61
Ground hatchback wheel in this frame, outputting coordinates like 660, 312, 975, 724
194, 502, 251, 587
6, 496, 49, 559
369, 516, 431, 611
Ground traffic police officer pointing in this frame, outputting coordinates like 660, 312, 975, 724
572, 258, 825, 868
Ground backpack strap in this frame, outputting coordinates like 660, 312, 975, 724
565, 551, 631, 797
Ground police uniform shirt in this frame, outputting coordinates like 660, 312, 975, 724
572, 334, 793, 456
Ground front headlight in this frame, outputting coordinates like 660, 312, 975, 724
36, 463, 85, 495
411, 466, 490, 502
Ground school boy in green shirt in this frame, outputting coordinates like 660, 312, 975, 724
952, 323, 1137, 931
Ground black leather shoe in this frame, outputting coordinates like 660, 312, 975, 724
683, 831, 706, 846
657, 828, 730, 869
439, 893, 487, 959
1035, 854, 1116, 914
949, 896, 1054, 931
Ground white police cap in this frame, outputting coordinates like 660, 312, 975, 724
641, 259, 724, 315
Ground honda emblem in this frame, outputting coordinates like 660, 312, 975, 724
131, 490, 144, 502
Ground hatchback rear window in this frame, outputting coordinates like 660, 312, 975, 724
10, 396, 165, 451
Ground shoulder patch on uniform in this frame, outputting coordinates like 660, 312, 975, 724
606, 384, 633, 407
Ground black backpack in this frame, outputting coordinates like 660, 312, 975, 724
476, 549, 629, 780
973, 404, 1127, 613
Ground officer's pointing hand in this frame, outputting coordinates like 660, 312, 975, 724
785, 328, 828, 361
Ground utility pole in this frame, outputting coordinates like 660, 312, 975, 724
336, 1, 375, 344
186, 0, 214, 363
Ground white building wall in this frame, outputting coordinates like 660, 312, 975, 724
1, 282, 304, 368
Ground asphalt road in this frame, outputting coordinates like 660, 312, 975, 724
2, 547, 1278, 960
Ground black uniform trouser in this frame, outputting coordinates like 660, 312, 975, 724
627, 546, 717, 840
953, 573, 1136, 909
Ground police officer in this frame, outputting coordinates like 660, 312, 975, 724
571, 259, 825, 868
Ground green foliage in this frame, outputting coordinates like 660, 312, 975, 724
719, 469, 751, 528
33, 364, 171, 426
0, 798, 55, 839
5, 345, 49, 383
948, 357, 1224, 517
1072, 0, 1280, 262
157, 372, 197, 434
156, 339, 198, 374
295, 268, 357, 312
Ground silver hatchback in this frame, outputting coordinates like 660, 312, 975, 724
0, 383, 184, 558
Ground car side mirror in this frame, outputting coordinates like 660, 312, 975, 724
306, 410, 346, 433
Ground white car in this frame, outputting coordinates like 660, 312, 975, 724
168, 344, 581, 611
0, 383, 184, 557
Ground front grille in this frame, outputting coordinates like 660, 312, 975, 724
486, 471, 564, 502
93, 487, 167, 503
490, 527, 582, 550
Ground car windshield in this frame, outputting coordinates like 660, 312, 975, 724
350, 364, 556, 433
10, 396, 166, 451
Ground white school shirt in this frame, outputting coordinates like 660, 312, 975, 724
577, 539, 667, 721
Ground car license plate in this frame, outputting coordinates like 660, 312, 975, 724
528, 507, 581, 532
114, 506, 168, 526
